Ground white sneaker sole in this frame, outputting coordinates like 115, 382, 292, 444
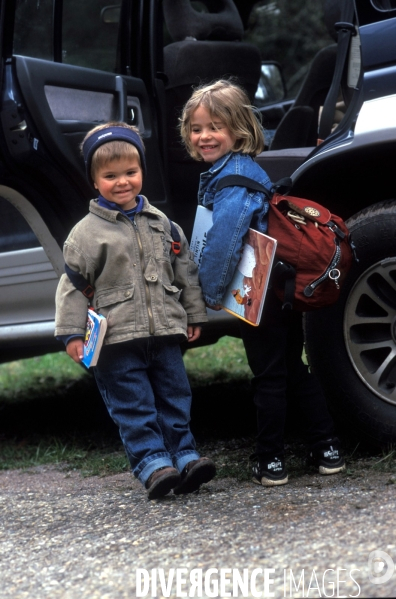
252, 475, 288, 487
319, 464, 346, 475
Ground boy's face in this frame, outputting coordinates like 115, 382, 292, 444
93, 156, 143, 210
190, 105, 236, 163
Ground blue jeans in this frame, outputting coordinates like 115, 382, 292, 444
93, 336, 199, 485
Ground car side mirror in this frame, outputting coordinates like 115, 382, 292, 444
255, 62, 286, 107
101, 5, 121, 24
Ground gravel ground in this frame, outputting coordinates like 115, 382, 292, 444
1, 449, 396, 599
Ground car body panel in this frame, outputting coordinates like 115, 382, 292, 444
0, 0, 396, 371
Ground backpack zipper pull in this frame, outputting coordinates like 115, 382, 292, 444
329, 268, 341, 289
304, 243, 341, 296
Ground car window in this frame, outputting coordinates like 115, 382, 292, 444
13, 0, 119, 72
62, 0, 119, 71
371, 0, 396, 9
244, 0, 334, 99
14, 0, 53, 60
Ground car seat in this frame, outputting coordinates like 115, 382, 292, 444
162, 0, 262, 236
269, 44, 338, 150
163, 0, 261, 153
269, 0, 345, 150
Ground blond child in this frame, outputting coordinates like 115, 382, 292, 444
180, 80, 345, 485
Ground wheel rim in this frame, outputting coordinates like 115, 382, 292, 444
344, 258, 396, 406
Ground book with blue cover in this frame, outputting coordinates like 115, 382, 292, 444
190, 205, 213, 270
82, 308, 107, 368
190, 205, 277, 326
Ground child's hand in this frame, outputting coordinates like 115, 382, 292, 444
187, 325, 201, 343
66, 338, 84, 363
206, 303, 222, 311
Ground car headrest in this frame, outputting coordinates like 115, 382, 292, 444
163, 0, 244, 42
324, 0, 344, 41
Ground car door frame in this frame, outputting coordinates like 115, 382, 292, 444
0, 0, 170, 251
0, 0, 171, 358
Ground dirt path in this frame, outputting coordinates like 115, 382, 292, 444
1, 454, 396, 599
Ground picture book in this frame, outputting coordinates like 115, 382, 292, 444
190, 205, 213, 269
82, 308, 107, 368
221, 228, 277, 326
190, 205, 277, 326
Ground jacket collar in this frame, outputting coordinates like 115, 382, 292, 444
97, 194, 144, 215
200, 151, 234, 178
209, 151, 235, 174
89, 195, 162, 222
199, 151, 235, 188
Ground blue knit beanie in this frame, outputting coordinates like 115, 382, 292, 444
82, 126, 146, 184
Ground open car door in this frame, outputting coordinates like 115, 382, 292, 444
0, 0, 169, 360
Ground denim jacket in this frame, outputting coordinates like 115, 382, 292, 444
197, 151, 272, 306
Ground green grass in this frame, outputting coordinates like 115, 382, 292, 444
0, 337, 251, 473
183, 336, 251, 386
1, 338, 394, 479
367, 447, 396, 474
0, 337, 251, 403
0, 351, 89, 403
0, 435, 129, 477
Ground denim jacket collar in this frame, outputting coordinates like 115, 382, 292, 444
198, 152, 236, 203
210, 151, 235, 174
198, 151, 265, 206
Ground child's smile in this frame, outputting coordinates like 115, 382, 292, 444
93, 156, 143, 210
190, 105, 236, 163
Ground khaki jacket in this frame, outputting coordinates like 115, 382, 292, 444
55, 197, 207, 345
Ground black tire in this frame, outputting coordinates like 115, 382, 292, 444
304, 201, 396, 446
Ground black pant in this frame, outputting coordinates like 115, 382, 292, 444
239, 288, 336, 460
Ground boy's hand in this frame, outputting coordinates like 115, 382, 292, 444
66, 338, 84, 363
187, 325, 201, 343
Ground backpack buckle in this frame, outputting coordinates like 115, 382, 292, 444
171, 241, 181, 255
82, 285, 95, 299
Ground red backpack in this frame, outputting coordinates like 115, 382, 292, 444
215, 175, 356, 311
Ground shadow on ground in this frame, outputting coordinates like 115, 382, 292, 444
1, 375, 381, 477
1, 374, 358, 456
0, 376, 258, 442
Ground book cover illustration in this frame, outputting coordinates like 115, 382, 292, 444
82, 308, 107, 368
221, 229, 277, 326
190, 204, 277, 326
190, 205, 213, 269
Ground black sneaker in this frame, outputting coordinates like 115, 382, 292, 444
252, 456, 288, 486
308, 440, 346, 475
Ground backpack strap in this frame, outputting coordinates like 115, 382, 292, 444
168, 218, 181, 254
272, 177, 292, 195
271, 262, 296, 311
215, 174, 271, 197
214, 174, 298, 310
64, 263, 95, 300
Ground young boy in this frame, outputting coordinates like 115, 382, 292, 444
55, 122, 216, 499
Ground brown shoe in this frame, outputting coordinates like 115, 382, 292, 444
145, 467, 181, 500
173, 457, 216, 495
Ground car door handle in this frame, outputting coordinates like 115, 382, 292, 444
115, 75, 127, 122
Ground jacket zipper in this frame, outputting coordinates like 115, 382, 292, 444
304, 239, 341, 297
133, 220, 155, 335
